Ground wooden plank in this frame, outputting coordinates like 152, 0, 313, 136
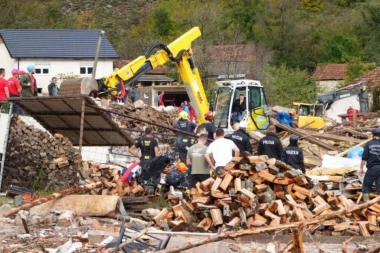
271, 118, 339, 151
301, 129, 363, 144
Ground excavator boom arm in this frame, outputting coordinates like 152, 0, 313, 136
104, 27, 209, 123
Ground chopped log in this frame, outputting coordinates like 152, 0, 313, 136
227, 217, 241, 227
254, 184, 268, 193
210, 209, 223, 226
220, 173, 233, 191
197, 217, 212, 231
196, 182, 204, 194
313, 203, 330, 215
274, 200, 286, 216
293, 176, 308, 186
240, 189, 256, 200
234, 178, 242, 193
131, 185, 144, 194
153, 208, 169, 223
258, 169, 276, 182
294, 192, 308, 202
200, 177, 214, 191
359, 222, 371, 237
292, 185, 310, 197
211, 177, 222, 191
192, 196, 212, 205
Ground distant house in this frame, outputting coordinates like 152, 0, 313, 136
0, 29, 119, 95
314, 64, 347, 93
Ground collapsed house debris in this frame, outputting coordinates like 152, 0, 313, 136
2, 100, 380, 252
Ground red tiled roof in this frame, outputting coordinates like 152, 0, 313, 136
348, 67, 380, 87
113, 59, 170, 74
195, 44, 255, 63
314, 64, 348, 80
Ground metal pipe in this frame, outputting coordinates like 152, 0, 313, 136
78, 98, 86, 157
92, 30, 105, 80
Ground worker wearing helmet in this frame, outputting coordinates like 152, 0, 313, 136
281, 135, 305, 173
174, 111, 197, 163
165, 162, 188, 189
187, 129, 210, 187
198, 111, 216, 146
229, 121, 253, 155
360, 128, 380, 201
20, 65, 38, 97
8, 69, 22, 98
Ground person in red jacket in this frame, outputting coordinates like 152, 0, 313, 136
8, 69, 22, 98
188, 101, 196, 122
347, 105, 354, 121
0, 68, 10, 112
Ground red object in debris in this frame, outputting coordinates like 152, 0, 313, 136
121, 161, 140, 183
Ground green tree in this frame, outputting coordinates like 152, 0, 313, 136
301, 0, 324, 12
344, 59, 375, 84
154, 8, 173, 37
263, 64, 318, 106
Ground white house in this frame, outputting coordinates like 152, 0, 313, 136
0, 29, 119, 95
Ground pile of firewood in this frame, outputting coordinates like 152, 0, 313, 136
80, 161, 145, 196
154, 155, 380, 237
3, 116, 79, 191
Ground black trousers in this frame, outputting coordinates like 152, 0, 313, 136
362, 165, 380, 194
188, 174, 210, 188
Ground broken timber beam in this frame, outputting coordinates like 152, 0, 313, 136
271, 118, 339, 151
300, 129, 363, 144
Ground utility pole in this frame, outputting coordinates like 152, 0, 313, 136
92, 30, 105, 80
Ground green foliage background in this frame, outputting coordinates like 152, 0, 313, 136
1, 0, 380, 106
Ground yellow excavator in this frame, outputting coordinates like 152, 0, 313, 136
60, 27, 270, 132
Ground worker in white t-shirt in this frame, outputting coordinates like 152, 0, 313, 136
205, 128, 240, 175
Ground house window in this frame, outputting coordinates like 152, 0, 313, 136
35, 65, 50, 75
80, 66, 93, 75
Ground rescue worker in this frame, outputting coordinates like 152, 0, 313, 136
205, 128, 240, 175
139, 155, 173, 191
174, 111, 197, 163
129, 127, 159, 168
165, 162, 188, 189
230, 121, 253, 155
187, 132, 210, 187
281, 135, 305, 172
258, 125, 282, 160
199, 111, 216, 145
360, 128, 380, 201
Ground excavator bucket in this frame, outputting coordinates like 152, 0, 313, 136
59, 77, 98, 96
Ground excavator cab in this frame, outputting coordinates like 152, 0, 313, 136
213, 80, 269, 133
291, 102, 326, 129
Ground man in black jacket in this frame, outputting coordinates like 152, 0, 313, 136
281, 135, 305, 172
230, 122, 252, 154
232, 94, 246, 122
258, 125, 282, 160
174, 111, 197, 163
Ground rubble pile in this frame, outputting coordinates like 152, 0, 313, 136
155, 156, 380, 237
80, 161, 145, 196
109, 100, 178, 145
3, 116, 80, 191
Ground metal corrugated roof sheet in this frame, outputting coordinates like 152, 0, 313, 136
9, 96, 133, 146
0, 29, 119, 59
